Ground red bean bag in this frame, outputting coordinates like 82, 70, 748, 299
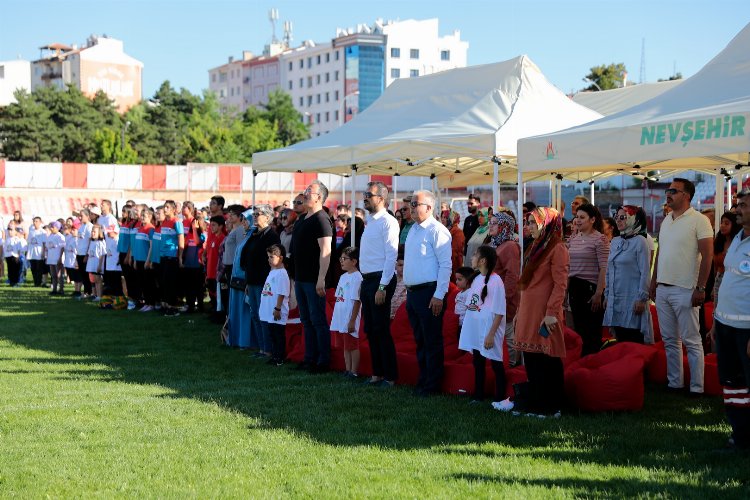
704, 353, 721, 396
285, 322, 305, 363
564, 343, 655, 412
396, 352, 420, 385
563, 327, 583, 368
703, 302, 714, 332
645, 341, 667, 384
442, 362, 474, 395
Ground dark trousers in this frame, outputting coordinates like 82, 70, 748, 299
473, 350, 506, 402
103, 270, 123, 296
30, 259, 45, 286
613, 326, 644, 344
568, 276, 604, 356
6, 257, 21, 285
135, 260, 157, 306
120, 253, 139, 302
49, 263, 64, 292
406, 284, 444, 393
267, 322, 286, 361
715, 319, 750, 449
159, 257, 179, 306
295, 280, 330, 366
361, 273, 399, 381
206, 278, 218, 311
523, 351, 565, 415
183, 267, 205, 311
76, 255, 92, 294
219, 266, 232, 317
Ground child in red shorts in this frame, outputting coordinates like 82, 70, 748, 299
330, 246, 363, 378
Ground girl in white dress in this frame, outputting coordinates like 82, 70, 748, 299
458, 245, 507, 404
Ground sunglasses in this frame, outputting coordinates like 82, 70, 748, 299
615, 215, 628, 221
293, 200, 304, 205
363, 192, 380, 199
664, 188, 686, 196
410, 201, 429, 208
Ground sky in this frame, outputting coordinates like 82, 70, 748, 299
2, 0, 749, 98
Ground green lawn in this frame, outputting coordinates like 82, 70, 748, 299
1, 281, 748, 498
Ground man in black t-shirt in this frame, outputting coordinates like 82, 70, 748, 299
292, 180, 334, 373
462, 194, 481, 253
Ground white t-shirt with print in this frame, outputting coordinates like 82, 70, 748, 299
105, 236, 121, 271
27, 227, 46, 260
45, 232, 65, 265
86, 240, 106, 273
63, 234, 78, 268
330, 271, 363, 337
259, 268, 291, 325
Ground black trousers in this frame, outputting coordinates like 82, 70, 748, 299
715, 319, 750, 449
30, 259, 45, 286
267, 322, 286, 361
159, 257, 179, 306
120, 253, 139, 302
522, 351, 565, 415
183, 266, 205, 310
361, 273, 398, 381
612, 326, 644, 344
219, 265, 232, 317
406, 284, 444, 393
473, 350, 506, 402
103, 270, 123, 296
568, 276, 604, 356
6, 257, 21, 286
76, 255, 92, 294
135, 261, 157, 306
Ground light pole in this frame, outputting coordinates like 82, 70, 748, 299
339, 90, 360, 125
121, 120, 131, 152
582, 77, 602, 91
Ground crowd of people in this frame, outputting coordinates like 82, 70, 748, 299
2, 177, 749, 449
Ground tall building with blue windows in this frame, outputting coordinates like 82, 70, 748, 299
335, 31, 386, 124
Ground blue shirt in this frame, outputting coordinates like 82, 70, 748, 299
403, 215, 453, 299
150, 231, 162, 264
133, 225, 154, 262
117, 224, 132, 253
715, 230, 750, 329
159, 218, 184, 258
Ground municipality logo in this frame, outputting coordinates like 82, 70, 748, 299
545, 141, 557, 160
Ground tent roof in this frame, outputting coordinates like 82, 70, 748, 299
572, 80, 682, 116
518, 23, 750, 177
253, 55, 602, 186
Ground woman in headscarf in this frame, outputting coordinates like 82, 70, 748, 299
441, 208, 465, 276
501, 207, 569, 418
489, 209, 521, 366
227, 209, 255, 348
602, 205, 653, 344
464, 207, 489, 266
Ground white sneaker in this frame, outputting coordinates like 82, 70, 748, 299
139, 305, 154, 312
491, 398, 515, 412
127, 301, 137, 310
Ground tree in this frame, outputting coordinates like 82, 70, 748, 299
0, 89, 62, 161
583, 63, 627, 91
92, 128, 139, 164
247, 89, 309, 146
658, 72, 683, 82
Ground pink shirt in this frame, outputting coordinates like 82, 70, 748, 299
568, 231, 609, 285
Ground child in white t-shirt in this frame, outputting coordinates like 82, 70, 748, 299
86, 224, 107, 299
330, 246, 363, 378
45, 221, 66, 295
454, 266, 476, 334
63, 223, 78, 287
259, 244, 291, 366
3, 224, 26, 287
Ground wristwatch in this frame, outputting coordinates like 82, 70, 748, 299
378, 284, 386, 292
695, 286, 706, 293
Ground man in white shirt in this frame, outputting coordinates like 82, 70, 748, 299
404, 190, 452, 396
360, 181, 400, 387
650, 178, 714, 395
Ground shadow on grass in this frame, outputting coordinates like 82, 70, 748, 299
2, 285, 750, 496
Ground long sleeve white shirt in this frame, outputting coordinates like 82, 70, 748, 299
359, 209, 400, 286
403, 215, 453, 299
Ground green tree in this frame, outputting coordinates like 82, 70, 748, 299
0, 89, 62, 161
123, 103, 161, 164
246, 89, 309, 146
583, 63, 627, 91
92, 128, 139, 164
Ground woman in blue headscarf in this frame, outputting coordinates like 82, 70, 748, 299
602, 205, 653, 344
227, 209, 256, 348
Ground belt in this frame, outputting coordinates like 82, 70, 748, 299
657, 283, 675, 287
362, 271, 382, 280
405, 281, 437, 292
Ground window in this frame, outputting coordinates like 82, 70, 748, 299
335, 50, 340, 61
316, 74, 321, 84
288, 80, 293, 90
391, 68, 400, 78
219, 72, 227, 82
288, 61, 293, 71
211, 73, 216, 82
299, 59, 303, 69
325, 92, 330, 102
335, 110, 339, 121
325, 111, 330, 122
299, 77, 303, 88
316, 94, 320, 104
390, 48, 400, 58
316, 55, 321, 65
316, 113, 321, 123
307, 76, 312, 88
335, 90, 340, 101
316, 132, 320, 137
410, 69, 419, 77
410, 49, 419, 59
334, 70, 339, 81
307, 57, 312, 68
299, 96, 303, 106
230, 87, 233, 96
441, 50, 450, 61
325, 53, 330, 63
220, 89, 225, 98
325, 72, 330, 83
307, 95, 312, 106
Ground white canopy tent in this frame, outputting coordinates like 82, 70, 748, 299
253, 55, 602, 210
518, 22, 750, 224
572, 80, 682, 117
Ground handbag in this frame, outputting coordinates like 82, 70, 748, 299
229, 276, 247, 290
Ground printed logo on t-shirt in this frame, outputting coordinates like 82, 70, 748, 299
467, 293, 482, 312
335, 285, 346, 302
262, 282, 273, 296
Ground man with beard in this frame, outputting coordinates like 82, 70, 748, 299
359, 181, 400, 387
463, 194, 481, 253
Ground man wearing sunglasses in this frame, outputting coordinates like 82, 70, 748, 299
291, 180, 333, 373
403, 190, 453, 396
650, 177, 714, 396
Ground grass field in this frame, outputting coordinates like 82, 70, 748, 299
1, 281, 749, 498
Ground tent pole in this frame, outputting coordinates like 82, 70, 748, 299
590, 181, 595, 205
517, 169, 524, 274
492, 158, 499, 209
727, 176, 732, 211
342, 174, 346, 211
715, 172, 724, 230
549, 179, 555, 209
251, 168, 257, 208
351, 165, 357, 248
393, 175, 398, 212
239, 165, 244, 204
522, 182, 527, 204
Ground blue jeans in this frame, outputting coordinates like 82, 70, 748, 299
247, 284, 270, 351
295, 281, 330, 366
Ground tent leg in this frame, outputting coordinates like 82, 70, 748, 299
492, 159, 499, 209
351, 166, 357, 248
727, 177, 732, 211
715, 172, 724, 229
517, 169, 524, 274
393, 175, 398, 212
251, 168, 256, 208
590, 181, 595, 205
342, 174, 346, 210
522, 182, 527, 204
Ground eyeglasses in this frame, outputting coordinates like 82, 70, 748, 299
615, 215, 628, 221
304, 189, 321, 197
410, 201, 430, 209
293, 200, 304, 205
339, 256, 351, 261
363, 192, 380, 199
664, 188, 686, 196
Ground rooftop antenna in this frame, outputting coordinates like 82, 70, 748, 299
269, 8, 279, 43
639, 38, 646, 84
283, 20, 293, 47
